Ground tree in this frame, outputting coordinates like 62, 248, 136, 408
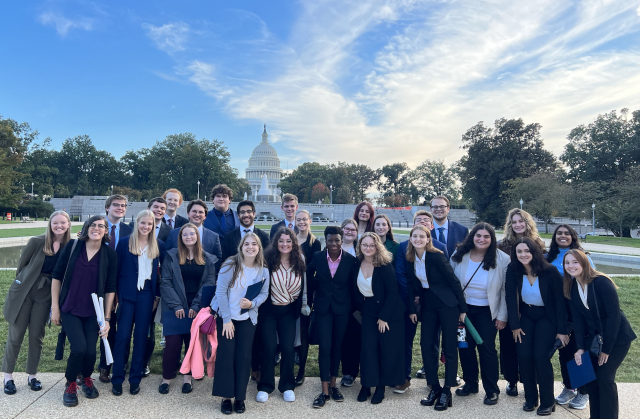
347, 164, 376, 202
311, 183, 329, 203
0, 118, 28, 207
412, 159, 461, 203
562, 182, 602, 235
278, 162, 329, 203
457, 118, 557, 226
596, 166, 640, 237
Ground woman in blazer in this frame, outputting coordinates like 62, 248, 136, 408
111, 210, 165, 396
564, 249, 636, 419
373, 214, 399, 264
407, 225, 467, 411
294, 209, 321, 385
2, 211, 71, 395
50, 215, 117, 408
211, 232, 270, 415
354, 232, 405, 404
450, 223, 509, 405
256, 228, 307, 403
159, 223, 217, 395
505, 237, 568, 415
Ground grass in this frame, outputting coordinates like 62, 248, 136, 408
0, 226, 83, 239
1, 270, 638, 382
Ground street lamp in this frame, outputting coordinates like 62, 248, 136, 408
111, 185, 114, 195
329, 185, 333, 205
197, 181, 200, 200
410, 194, 412, 206
519, 199, 523, 209
31, 182, 34, 196
592, 203, 596, 235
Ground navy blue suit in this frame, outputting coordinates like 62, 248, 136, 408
203, 209, 239, 242
431, 219, 469, 258
165, 226, 222, 273
112, 236, 165, 386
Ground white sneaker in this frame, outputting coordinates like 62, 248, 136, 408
568, 392, 589, 410
555, 386, 577, 405
283, 390, 295, 402
256, 391, 269, 403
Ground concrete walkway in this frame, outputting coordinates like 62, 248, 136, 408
0, 222, 83, 230
2, 373, 634, 418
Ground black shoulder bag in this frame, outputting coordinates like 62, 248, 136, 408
462, 262, 484, 296
588, 283, 604, 357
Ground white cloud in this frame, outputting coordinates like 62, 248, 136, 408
38, 11, 94, 37
142, 22, 190, 53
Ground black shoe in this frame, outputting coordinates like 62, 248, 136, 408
158, 383, 169, 394
421, 388, 442, 406
142, 366, 151, 378
455, 375, 462, 387
340, 374, 354, 387
434, 391, 453, 411
357, 387, 371, 402
416, 367, 426, 379
182, 382, 193, 394
506, 382, 518, 397
63, 381, 79, 407
523, 400, 539, 412
27, 377, 42, 391
536, 403, 556, 416
130, 383, 140, 395
221, 399, 233, 415
455, 383, 479, 396
371, 386, 385, 404
295, 375, 305, 387
313, 392, 330, 408
330, 386, 344, 402
234, 400, 246, 413
81, 377, 99, 399
484, 393, 499, 405
4, 380, 16, 395
112, 383, 123, 396
274, 352, 281, 366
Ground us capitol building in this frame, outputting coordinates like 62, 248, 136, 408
245, 125, 283, 203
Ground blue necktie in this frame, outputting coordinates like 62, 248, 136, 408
438, 227, 446, 244
220, 212, 227, 233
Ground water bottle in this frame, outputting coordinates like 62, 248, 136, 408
457, 322, 468, 348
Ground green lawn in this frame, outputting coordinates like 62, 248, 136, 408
0, 270, 638, 382
0, 226, 83, 239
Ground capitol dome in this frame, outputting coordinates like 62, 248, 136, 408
245, 125, 283, 202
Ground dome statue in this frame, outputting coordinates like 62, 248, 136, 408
245, 125, 282, 202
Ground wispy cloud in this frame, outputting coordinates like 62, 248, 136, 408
38, 11, 94, 37
142, 22, 190, 53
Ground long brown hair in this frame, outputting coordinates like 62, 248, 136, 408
406, 225, 442, 262
373, 214, 395, 242
265, 228, 306, 277
44, 211, 71, 256
356, 232, 392, 267
177, 223, 205, 265
562, 249, 617, 299
221, 232, 265, 288
353, 201, 375, 232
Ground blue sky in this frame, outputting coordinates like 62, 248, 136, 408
2, 1, 640, 176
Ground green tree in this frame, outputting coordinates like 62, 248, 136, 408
561, 182, 601, 236
596, 167, 640, 237
347, 164, 376, 202
412, 159, 460, 203
457, 118, 557, 226
0, 118, 28, 207
278, 162, 329, 203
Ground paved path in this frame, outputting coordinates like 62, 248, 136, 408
0, 222, 83, 230
2, 373, 634, 418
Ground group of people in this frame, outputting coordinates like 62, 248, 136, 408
1, 187, 635, 419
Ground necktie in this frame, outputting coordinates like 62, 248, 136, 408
244, 229, 250, 237
220, 212, 227, 233
438, 227, 446, 244
167, 219, 173, 228
288, 223, 293, 229
109, 225, 116, 249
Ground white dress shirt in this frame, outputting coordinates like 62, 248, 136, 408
241, 225, 255, 239
197, 225, 204, 239
462, 260, 489, 306
154, 222, 161, 238
414, 252, 429, 288
357, 269, 374, 297
164, 213, 177, 228
285, 219, 296, 230
577, 280, 589, 309
137, 246, 153, 290
433, 219, 449, 243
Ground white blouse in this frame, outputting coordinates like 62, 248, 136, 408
357, 269, 373, 297
137, 246, 153, 290
577, 280, 589, 309
462, 260, 489, 306
414, 252, 429, 289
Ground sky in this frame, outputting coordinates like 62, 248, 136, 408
2, 0, 640, 176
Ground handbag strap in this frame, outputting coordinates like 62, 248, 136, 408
462, 261, 483, 293
59, 239, 78, 297
590, 280, 604, 334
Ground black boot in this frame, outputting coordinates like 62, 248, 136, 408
371, 386, 385, 404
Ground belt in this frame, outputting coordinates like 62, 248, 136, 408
37, 274, 52, 290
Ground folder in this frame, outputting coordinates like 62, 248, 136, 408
162, 310, 194, 336
241, 280, 265, 314
200, 286, 216, 309
567, 352, 596, 389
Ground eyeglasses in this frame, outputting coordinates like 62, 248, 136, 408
431, 205, 448, 210
110, 203, 128, 208
343, 227, 357, 233
89, 223, 107, 230
361, 244, 376, 249
238, 210, 254, 215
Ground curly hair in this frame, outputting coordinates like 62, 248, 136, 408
264, 228, 306, 278
353, 202, 375, 232
500, 208, 546, 255
547, 224, 584, 263
451, 223, 497, 270
356, 232, 393, 267
510, 237, 553, 277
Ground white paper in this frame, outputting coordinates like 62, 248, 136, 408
91, 293, 113, 365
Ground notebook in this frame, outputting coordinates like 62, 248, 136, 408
240, 280, 265, 314
162, 310, 194, 336
567, 351, 597, 389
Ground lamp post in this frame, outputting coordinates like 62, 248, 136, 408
197, 181, 200, 200
31, 182, 34, 196
410, 194, 412, 206
111, 185, 114, 195
592, 203, 596, 235
519, 199, 523, 209
329, 185, 333, 205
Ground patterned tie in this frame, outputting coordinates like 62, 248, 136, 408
167, 219, 173, 228
438, 227, 446, 244
109, 225, 116, 249
288, 223, 293, 229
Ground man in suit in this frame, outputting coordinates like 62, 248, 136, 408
162, 188, 189, 229
222, 200, 270, 261
203, 184, 239, 243
270, 193, 299, 239
129, 197, 172, 242
430, 195, 469, 258
100, 194, 134, 383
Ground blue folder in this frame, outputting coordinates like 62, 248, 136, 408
567, 352, 597, 389
162, 310, 194, 336
200, 286, 216, 309
240, 280, 265, 314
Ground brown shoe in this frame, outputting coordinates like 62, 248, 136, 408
99, 368, 111, 383
394, 380, 411, 394
250, 371, 260, 383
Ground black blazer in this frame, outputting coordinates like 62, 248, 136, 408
222, 227, 271, 262
301, 238, 322, 308
307, 250, 358, 316
505, 264, 568, 335
569, 276, 636, 354
431, 220, 469, 259
270, 220, 299, 239
161, 214, 189, 229
406, 251, 467, 314
354, 262, 405, 322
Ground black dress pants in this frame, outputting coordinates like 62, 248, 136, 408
61, 312, 99, 382
360, 304, 404, 388
341, 311, 361, 378
499, 320, 519, 384
517, 304, 557, 408
162, 333, 191, 379
420, 288, 459, 388
586, 342, 630, 419
458, 304, 499, 394
316, 311, 349, 382
258, 304, 297, 393
558, 332, 587, 394
212, 317, 256, 401
297, 313, 311, 378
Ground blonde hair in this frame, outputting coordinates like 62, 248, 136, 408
406, 225, 442, 262
295, 209, 316, 247
502, 208, 544, 248
221, 232, 266, 288
44, 211, 71, 256
128, 210, 160, 259
356, 232, 392, 267
177, 223, 205, 265
563, 249, 617, 299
